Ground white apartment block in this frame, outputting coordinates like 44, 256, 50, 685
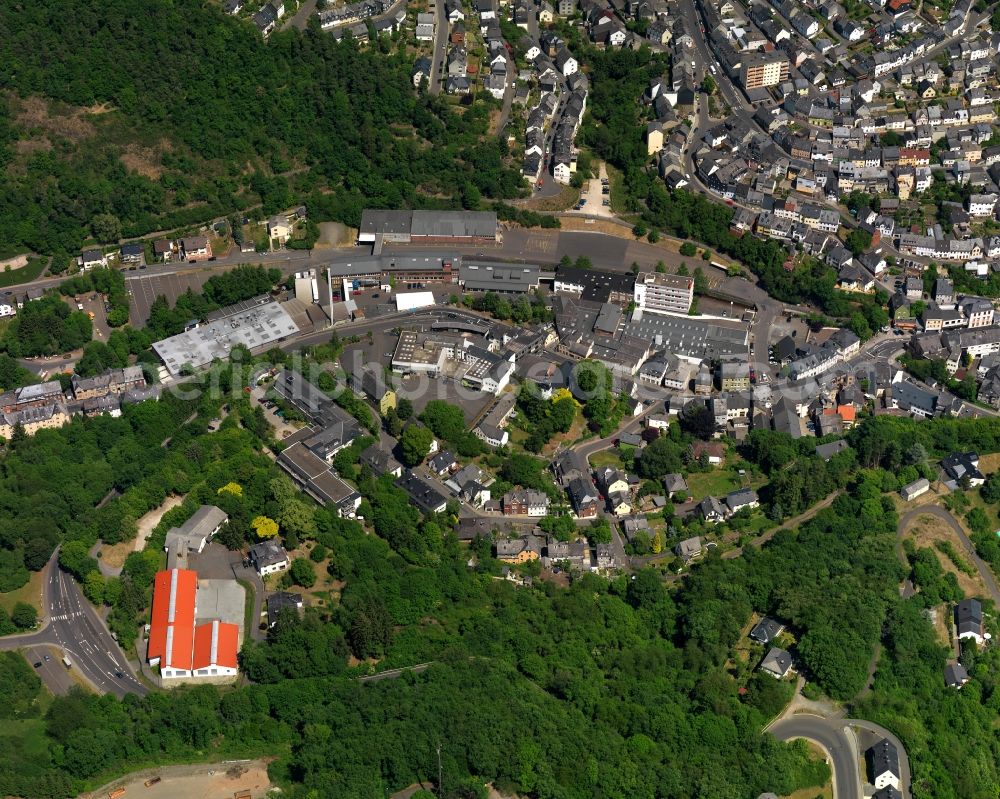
633, 272, 694, 315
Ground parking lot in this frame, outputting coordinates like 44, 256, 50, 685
127, 270, 213, 326
65, 292, 111, 341
568, 167, 613, 218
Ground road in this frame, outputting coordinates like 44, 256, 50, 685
0, 554, 147, 698
898, 503, 1000, 607
492, 0, 517, 137
769, 714, 861, 799
282, 0, 317, 31
429, 0, 448, 95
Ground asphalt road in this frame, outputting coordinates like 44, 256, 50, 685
769, 715, 861, 799
429, 0, 447, 95
0, 555, 147, 698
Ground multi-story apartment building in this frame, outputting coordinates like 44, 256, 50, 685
633, 272, 694, 315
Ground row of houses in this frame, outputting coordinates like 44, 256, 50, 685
78, 236, 211, 271
495, 533, 615, 571
0, 366, 151, 440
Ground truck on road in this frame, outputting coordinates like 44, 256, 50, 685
62, 655, 72, 668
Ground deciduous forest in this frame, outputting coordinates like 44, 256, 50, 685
0, 0, 524, 260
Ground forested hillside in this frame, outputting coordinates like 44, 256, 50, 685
0, 0, 524, 259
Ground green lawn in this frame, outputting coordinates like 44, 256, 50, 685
0, 568, 44, 617
686, 469, 745, 501
0, 257, 47, 289
588, 449, 624, 470
237, 578, 257, 638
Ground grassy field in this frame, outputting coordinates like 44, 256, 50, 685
605, 163, 631, 216
0, 256, 47, 288
236, 578, 257, 638
0, 568, 44, 617
588, 449, 625, 470
902, 512, 988, 597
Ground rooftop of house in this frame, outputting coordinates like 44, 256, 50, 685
750, 617, 784, 645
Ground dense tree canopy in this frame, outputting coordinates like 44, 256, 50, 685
0, 1, 526, 257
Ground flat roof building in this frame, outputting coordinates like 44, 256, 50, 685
459, 261, 541, 293
740, 52, 789, 90
153, 298, 299, 376
625, 311, 749, 362
358, 210, 499, 244
633, 271, 694, 314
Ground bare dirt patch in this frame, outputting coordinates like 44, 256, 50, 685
926, 604, 952, 648
517, 184, 580, 212
978, 453, 1000, 474
0, 255, 29, 271
15, 138, 52, 155
134, 495, 185, 552
84, 102, 117, 115
84, 760, 273, 799
14, 96, 96, 142
121, 144, 164, 179
95, 540, 135, 571
315, 221, 355, 248
902, 513, 987, 597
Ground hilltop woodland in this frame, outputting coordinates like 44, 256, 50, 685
0, 0, 525, 263
0, 335, 998, 797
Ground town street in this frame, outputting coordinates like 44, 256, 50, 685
0, 553, 147, 698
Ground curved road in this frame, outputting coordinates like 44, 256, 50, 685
898, 503, 1000, 607
769, 714, 861, 799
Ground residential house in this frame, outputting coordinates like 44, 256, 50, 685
496, 535, 544, 563
359, 444, 403, 478
181, 236, 211, 262
675, 535, 703, 563
502, 488, 550, 516
867, 739, 901, 792
249, 540, 290, 576
78, 249, 108, 271
955, 598, 985, 644
759, 646, 793, 679
944, 661, 970, 689
119, 243, 143, 265
267, 592, 304, 628
568, 475, 600, 518
663, 473, 688, 497
429, 450, 458, 475
726, 489, 759, 515
749, 617, 784, 645
941, 451, 985, 487
698, 495, 727, 524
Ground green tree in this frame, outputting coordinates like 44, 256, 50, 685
289, 558, 316, 588
10, 602, 37, 630
400, 424, 434, 467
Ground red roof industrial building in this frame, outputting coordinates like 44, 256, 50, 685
147, 568, 239, 680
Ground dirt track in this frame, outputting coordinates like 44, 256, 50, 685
82, 760, 273, 799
